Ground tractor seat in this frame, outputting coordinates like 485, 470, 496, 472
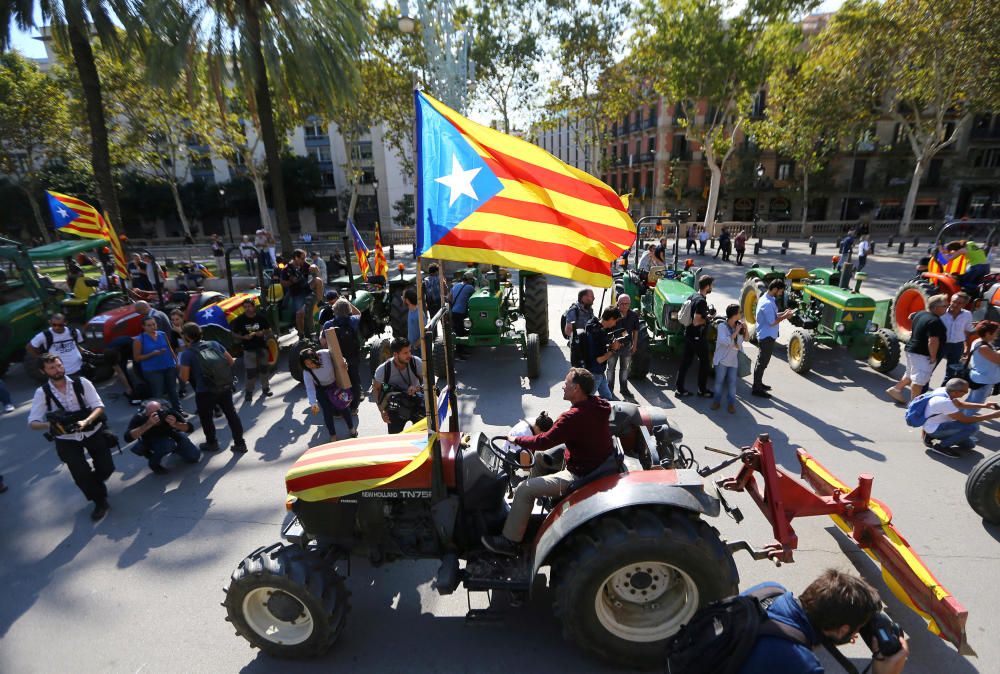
647, 266, 665, 286
540, 440, 627, 513
785, 267, 811, 292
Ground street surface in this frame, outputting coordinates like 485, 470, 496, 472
0, 239, 995, 673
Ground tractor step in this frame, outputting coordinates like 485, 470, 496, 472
461, 553, 531, 593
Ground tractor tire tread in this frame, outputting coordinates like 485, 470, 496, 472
522, 274, 550, 346
966, 453, 1000, 524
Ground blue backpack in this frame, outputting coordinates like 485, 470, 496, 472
904, 390, 947, 427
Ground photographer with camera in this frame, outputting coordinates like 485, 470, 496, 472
372, 337, 425, 434
584, 306, 623, 400
27, 354, 113, 520
738, 569, 908, 674
125, 400, 200, 474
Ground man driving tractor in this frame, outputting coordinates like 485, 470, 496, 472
481, 367, 615, 556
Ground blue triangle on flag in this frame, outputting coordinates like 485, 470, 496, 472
46, 192, 79, 229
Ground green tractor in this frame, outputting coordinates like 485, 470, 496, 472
740, 265, 900, 375
26, 238, 130, 322
433, 269, 548, 380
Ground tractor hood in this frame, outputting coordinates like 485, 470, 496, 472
353, 289, 374, 312
802, 284, 875, 310
654, 278, 696, 305
0, 297, 39, 322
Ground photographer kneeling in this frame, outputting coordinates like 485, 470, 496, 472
126, 400, 200, 475
372, 337, 425, 434
28, 354, 114, 521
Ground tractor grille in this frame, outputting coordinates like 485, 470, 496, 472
661, 303, 682, 333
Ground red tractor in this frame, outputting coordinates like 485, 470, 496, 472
222, 311, 972, 668
892, 219, 1000, 341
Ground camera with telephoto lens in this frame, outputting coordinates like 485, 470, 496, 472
44, 409, 90, 441
859, 611, 903, 657
386, 389, 426, 424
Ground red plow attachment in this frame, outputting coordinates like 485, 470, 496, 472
717, 433, 973, 655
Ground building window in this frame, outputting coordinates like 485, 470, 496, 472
309, 145, 332, 163
926, 158, 944, 187
647, 136, 656, 153
633, 171, 640, 192
645, 169, 654, 196
321, 170, 336, 188
777, 160, 795, 181
304, 122, 325, 138
850, 159, 867, 190
750, 90, 767, 118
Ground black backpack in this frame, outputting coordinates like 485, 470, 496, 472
664, 587, 809, 674
193, 342, 231, 393
331, 319, 361, 358
569, 319, 599, 368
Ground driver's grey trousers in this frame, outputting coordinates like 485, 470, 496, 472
503, 453, 578, 542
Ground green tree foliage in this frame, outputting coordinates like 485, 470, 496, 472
803, 0, 1000, 231
631, 0, 814, 229
541, 0, 634, 176
1, 0, 136, 234
0, 52, 76, 241
143, 0, 364, 254
469, 0, 541, 134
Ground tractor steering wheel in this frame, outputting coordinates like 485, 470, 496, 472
489, 436, 536, 471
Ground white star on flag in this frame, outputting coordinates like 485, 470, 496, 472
435, 155, 481, 206
57, 207, 69, 219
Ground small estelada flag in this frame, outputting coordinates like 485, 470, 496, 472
348, 217, 371, 279
373, 222, 389, 279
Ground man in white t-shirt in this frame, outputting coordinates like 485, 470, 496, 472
938, 292, 974, 386
27, 314, 85, 375
922, 378, 1000, 458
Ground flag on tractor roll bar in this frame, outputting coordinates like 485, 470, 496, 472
414, 91, 636, 287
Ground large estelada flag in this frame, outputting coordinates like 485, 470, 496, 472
415, 91, 636, 287
46, 190, 128, 278
348, 217, 371, 279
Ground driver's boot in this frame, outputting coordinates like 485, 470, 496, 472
481, 534, 519, 557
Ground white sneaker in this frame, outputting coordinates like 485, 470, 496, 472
2, 404, 13, 413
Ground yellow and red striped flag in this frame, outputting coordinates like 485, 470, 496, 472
415, 91, 636, 287
373, 221, 389, 278
46, 191, 128, 277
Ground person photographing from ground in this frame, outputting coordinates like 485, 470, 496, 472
918, 378, 1000, 458
481, 368, 614, 557
232, 299, 274, 402
126, 400, 199, 475
564, 288, 595, 340
585, 306, 622, 399
28, 354, 113, 520
735, 569, 908, 674
676, 275, 715, 398
372, 337, 425, 434
301, 346, 357, 441
887, 294, 948, 403
753, 279, 795, 398
178, 322, 247, 453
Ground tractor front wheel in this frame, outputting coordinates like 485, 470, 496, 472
966, 453, 1000, 524
432, 337, 450, 380
224, 543, 350, 659
289, 341, 310, 383
787, 329, 814, 374
740, 281, 764, 344
552, 507, 738, 670
521, 274, 550, 345
868, 328, 901, 374
525, 332, 540, 379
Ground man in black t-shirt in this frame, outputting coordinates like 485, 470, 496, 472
232, 299, 274, 402
280, 249, 311, 335
887, 294, 948, 403
676, 275, 714, 398
653, 237, 667, 265
126, 400, 200, 474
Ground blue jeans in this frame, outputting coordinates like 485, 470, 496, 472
712, 364, 738, 407
926, 420, 979, 448
145, 433, 201, 468
316, 385, 355, 438
940, 342, 965, 385
144, 367, 182, 411
592, 373, 613, 400
964, 383, 994, 416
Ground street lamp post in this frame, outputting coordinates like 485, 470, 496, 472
372, 177, 380, 227
219, 187, 233, 244
753, 163, 765, 251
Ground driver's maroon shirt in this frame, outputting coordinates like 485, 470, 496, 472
512, 395, 613, 475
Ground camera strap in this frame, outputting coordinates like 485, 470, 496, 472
821, 638, 861, 674
43, 379, 87, 413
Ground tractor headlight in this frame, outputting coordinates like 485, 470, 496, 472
669, 310, 679, 320
835, 322, 846, 333
464, 318, 472, 330
495, 319, 503, 328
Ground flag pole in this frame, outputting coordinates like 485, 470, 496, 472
415, 256, 439, 433
437, 260, 458, 432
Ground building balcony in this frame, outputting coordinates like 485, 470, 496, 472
639, 151, 656, 164
644, 117, 657, 130
304, 135, 331, 147
955, 166, 1000, 180
669, 150, 693, 162
630, 121, 641, 133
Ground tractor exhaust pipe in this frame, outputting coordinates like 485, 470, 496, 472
839, 262, 854, 290
854, 272, 866, 294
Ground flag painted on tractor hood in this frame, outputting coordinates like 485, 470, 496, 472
415, 91, 636, 287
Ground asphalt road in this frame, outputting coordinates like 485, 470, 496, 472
0, 239, 995, 674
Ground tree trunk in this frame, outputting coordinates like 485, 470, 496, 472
801, 170, 809, 227
168, 180, 192, 237
901, 155, 927, 235
704, 157, 722, 234
20, 185, 51, 242
65, 18, 123, 236
242, 0, 292, 256
251, 172, 271, 231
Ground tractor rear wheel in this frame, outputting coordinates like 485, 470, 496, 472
522, 274, 550, 345
892, 279, 937, 342
966, 453, 1000, 524
525, 332, 540, 379
740, 281, 764, 344
868, 328, 901, 374
552, 507, 738, 670
224, 543, 350, 659
388, 288, 410, 339
432, 337, 450, 380
629, 326, 651, 380
289, 341, 310, 383
787, 329, 814, 374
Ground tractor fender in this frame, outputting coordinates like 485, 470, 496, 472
530, 468, 719, 581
